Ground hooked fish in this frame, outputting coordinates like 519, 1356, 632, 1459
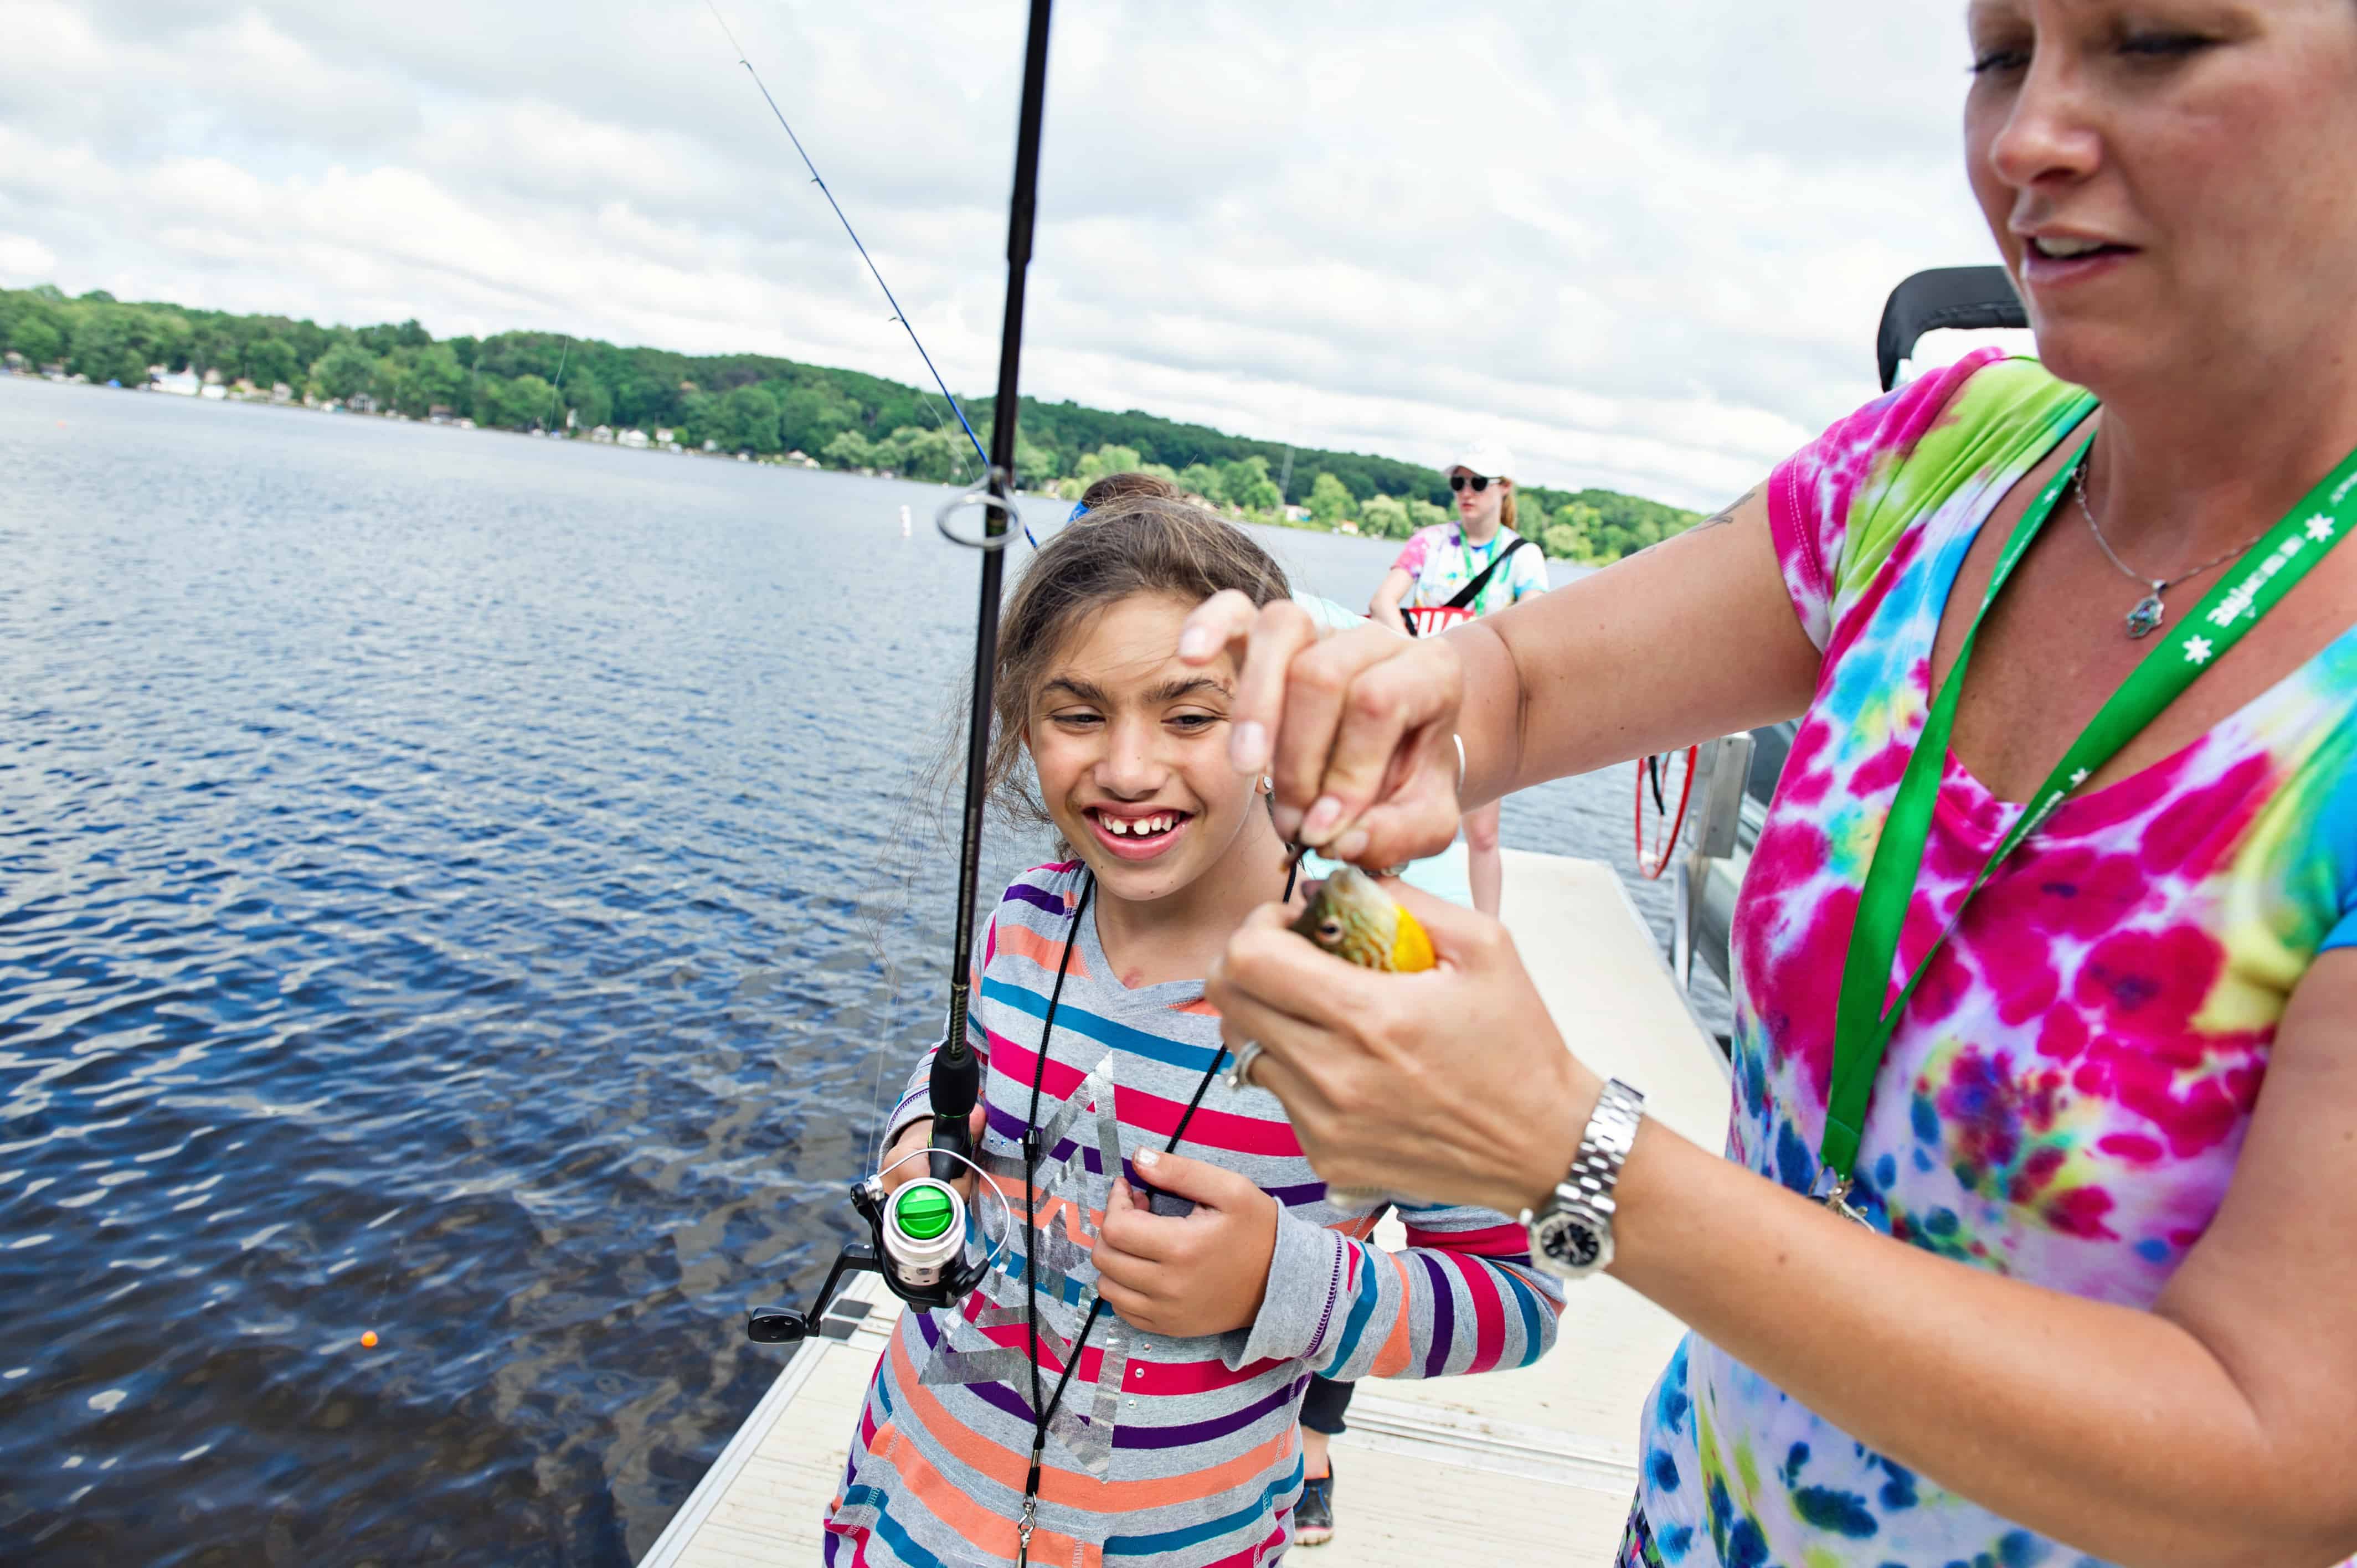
1289, 865, 1435, 1210
1291, 864, 1435, 973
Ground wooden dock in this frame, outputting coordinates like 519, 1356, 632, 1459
642, 849, 1730, 1567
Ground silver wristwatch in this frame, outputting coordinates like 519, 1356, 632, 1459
1522, 1078, 1645, 1282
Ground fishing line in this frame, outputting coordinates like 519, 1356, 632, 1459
542, 334, 572, 434
744, 0, 1059, 1348
706, 1, 1028, 511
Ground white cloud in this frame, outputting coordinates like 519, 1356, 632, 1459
0, 0, 2011, 508
0, 233, 60, 282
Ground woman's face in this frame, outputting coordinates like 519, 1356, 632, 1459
1025, 591, 1273, 907
1963, 0, 2357, 395
1450, 468, 1507, 529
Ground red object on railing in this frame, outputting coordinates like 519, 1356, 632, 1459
1402, 605, 1476, 638
1634, 747, 1699, 881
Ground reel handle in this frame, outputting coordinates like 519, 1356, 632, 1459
745, 1240, 878, 1344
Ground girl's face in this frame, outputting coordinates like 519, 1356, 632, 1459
1025, 592, 1274, 905
1963, 0, 2357, 396
1451, 468, 1507, 530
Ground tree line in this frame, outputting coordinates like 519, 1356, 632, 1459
0, 283, 1700, 561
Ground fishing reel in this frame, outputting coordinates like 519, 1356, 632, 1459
747, 1044, 1007, 1343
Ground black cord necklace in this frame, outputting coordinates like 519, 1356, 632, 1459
1009, 853, 1300, 1564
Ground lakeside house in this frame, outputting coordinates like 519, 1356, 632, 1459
151, 367, 201, 396
619, 428, 650, 450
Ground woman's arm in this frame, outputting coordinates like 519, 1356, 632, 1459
1368, 566, 1414, 634
1212, 891, 2357, 1568
1183, 486, 1820, 867
1457, 484, 1814, 802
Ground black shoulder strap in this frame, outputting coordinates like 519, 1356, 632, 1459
1442, 535, 1531, 611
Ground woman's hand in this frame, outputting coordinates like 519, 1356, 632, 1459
1207, 881, 1596, 1218
1178, 592, 1466, 868
1090, 1148, 1279, 1338
878, 1106, 988, 1200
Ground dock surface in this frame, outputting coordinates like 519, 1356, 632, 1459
641, 850, 1729, 1567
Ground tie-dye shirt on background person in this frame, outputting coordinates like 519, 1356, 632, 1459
1632, 350, 2357, 1568
1390, 523, 1549, 618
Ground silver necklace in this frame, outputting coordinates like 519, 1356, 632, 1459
2073, 464, 2267, 639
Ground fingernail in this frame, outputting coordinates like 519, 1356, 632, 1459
1231, 721, 1267, 771
1135, 1148, 1160, 1168
1180, 626, 1214, 659
1331, 828, 1368, 863
1301, 796, 1342, 841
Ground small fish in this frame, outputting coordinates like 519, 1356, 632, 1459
1291, 865, 1435, 973
1288, 865, 1433, 1211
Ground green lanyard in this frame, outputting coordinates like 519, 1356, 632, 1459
1820, 431, 2357, 1220
1460, 532, 1498, 606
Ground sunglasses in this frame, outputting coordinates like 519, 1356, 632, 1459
1448, 473, 1493, 493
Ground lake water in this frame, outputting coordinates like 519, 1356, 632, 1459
0, 375, 1716, 1565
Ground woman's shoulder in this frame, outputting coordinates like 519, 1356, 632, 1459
1773, 351, 2094, 638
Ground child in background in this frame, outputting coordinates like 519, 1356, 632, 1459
1368, 438, 1549, 918
827, 495, 1560, 1566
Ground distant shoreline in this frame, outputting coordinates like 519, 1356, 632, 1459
3, 277, 1702, 561
0, 365, 1418, 544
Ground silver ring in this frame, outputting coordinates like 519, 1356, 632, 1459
1226, 1040, 1264, 1092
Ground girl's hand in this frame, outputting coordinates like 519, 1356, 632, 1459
1091, 1148, 1279, 1338
1207, 881, 1595, 1219
1177, 592, 1465, 868
878, 1106, 989, 1201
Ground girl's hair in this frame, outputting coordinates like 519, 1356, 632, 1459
1079, 470, 1183, 508
1498, 479, 1518, 534
984, 489, 1290, 834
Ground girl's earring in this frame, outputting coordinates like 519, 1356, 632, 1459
1259, 775, 1274, 795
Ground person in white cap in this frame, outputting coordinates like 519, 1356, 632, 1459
1367, 436, 1548, 916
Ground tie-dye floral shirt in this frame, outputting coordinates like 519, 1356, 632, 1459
1633, 351, 2357, 1568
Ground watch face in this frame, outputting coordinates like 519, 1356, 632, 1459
1537, 1213, 1604, 1273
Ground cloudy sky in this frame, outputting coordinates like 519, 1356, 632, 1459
0, 1, 2019, 509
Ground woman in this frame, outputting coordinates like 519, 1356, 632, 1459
1182, 4, 2357, 1565
1368, 437, 1548, 917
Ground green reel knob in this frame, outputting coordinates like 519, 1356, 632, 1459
893, 1184, 958, 1242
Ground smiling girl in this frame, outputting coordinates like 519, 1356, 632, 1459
823, 497, 1562, 1567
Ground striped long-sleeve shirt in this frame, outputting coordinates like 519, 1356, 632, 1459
825, 863, 1564, 1567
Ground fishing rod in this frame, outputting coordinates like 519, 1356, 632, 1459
703, 1, 995, 492
749, 0, 1056, 1344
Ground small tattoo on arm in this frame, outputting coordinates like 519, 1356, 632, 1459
1620, 485, 1759, 565
1692, 484, 1760, 534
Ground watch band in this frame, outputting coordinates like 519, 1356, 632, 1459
1561, 1077, 1644, 1216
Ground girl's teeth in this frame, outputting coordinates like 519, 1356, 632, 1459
1100, 813, 1180, 837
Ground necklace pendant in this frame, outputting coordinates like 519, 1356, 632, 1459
2125, 592, 2166, 639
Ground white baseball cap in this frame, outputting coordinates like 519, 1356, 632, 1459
1447, 436, 1516, 480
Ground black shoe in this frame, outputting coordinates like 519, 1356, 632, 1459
1295, 1463, 1335, 1547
